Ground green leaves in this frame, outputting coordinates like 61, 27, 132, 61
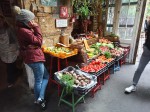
77, 4, 90, 19
60, 73, 75, 94
72, 0, 91, 19
104, 51, 112, 59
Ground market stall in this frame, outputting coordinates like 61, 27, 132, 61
24, 0, 130, 111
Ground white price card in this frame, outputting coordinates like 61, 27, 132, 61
56, 19, 68, 28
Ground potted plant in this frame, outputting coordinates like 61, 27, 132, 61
72, 0, 91, 20
77, 2, 91, 19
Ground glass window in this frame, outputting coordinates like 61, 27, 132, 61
128, 5, 136, 17
127, 17, 134, 25
120, 6, 128, 17
126, 28, 133, 39
106, 0, 115, 33
118, 28, 126, 39
107, 7, 115, 24
109, 0, 115, 5
118, 0, 137, 40
130, 0, 138, 2
119, 18, 127, 25
106, 27, 113, 33
122, 0, 130, 3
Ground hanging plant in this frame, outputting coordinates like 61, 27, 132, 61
72, 0, 92, 19
77, 3, 90, 19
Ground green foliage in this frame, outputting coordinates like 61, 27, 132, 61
72, 0, 91, 19
60, 73, 75, 94
77, 4, 90, 19
72, 0, 107, 17
104, 51, 111, 59
109, 33, 119, 38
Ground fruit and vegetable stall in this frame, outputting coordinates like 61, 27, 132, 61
42, 35, 130, 112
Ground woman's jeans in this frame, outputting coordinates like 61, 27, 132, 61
133, 46, 150, 85
28, 62, 49, 100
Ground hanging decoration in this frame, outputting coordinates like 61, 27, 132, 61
60, 6, 68, 18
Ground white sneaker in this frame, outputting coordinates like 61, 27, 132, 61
125, 85, 136, 94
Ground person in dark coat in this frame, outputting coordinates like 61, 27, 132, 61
0, 14, 19, 87
13, 6, 49, 110
144, 16, 149, 38
125, 16, 150, 94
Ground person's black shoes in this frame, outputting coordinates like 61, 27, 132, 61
7, 83, 14, 88
38, 99, 47, 110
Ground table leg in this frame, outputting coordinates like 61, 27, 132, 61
65, 58, 68, 66
57, 58, 60, 71
58, 87, 65, 106
72, 92, 75, 112
50, 56, 53, 77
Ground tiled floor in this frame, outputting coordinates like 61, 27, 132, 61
1, 60, 150, 112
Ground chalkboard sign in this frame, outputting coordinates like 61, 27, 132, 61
56, 19, 68, 28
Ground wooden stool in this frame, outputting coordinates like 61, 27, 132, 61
58, 87, 85, 112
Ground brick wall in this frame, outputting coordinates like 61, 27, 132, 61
22, 0, 73, 47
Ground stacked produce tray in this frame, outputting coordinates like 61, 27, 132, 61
107, 59, 115, 68
54, 66, 97, 95
77, 64, 108, 77
90, 66, 108, 76
115, 54, 123, 61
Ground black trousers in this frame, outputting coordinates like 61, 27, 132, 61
6, 61, 18, 84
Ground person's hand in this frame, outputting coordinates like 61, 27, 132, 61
28, 20, 38, 28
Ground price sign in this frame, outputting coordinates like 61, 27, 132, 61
56, 19, 68, 28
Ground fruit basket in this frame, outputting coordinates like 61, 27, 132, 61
54, 66, 97, 95
42, 46, 78, 59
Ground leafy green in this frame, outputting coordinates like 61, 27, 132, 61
104, 51, 112, 59
60, 74, 75, 94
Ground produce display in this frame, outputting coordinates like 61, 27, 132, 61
99, 46, 110, 54
59, 71, 91, 87
96, 55, 114, 63
42, 46, 78, 59
84, 42, 101, 59
54, 67, 97, 93
110, 47, 124, 57
103, 51, 112, 59
81, 60, 107, 73
99, 38, 111, 44
99, 38, 114, 49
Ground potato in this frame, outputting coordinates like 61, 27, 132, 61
75, 79, 80, 84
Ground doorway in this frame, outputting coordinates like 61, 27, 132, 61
106, 0, 146, 64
